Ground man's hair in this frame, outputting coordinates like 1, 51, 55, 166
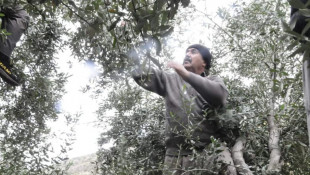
186, 44, 212, 71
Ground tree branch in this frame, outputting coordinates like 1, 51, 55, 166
232, 137, 253, 175
302, 52, 310, 146
267, 53, 282, 172
267, 113, 281, 172
60, 1, 92, 26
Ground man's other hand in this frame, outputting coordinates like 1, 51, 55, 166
167, 61, 190, 80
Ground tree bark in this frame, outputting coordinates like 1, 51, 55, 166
302, 52, 310, 146
267, 61, 281, 172
267, 113, 281, 172
232, 137, 253, 175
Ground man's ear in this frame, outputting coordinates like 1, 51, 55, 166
201, 62, 206, 70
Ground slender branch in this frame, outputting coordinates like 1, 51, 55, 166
103, 0, 121, 52
131, 0, 145, 42
60, 1, 92, 26
28, 2, 46, 20
197, 10, 248, 55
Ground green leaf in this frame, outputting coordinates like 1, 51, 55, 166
159, 27, 174, 37
158, 25, 171, 31
68, 0, 77, 8
52, 0, 61, 6
161, 11, 168, 25
299, 9, 310, 17
155, 0, 166, 10
302, 21, 310, 35
181, 0, 190, 7
112, 37, 117, 48
282, 20, 293, 32
288, 0, 306, 9
298, 141, 307, 147
168, 6, 178, 19
135, 19, 146, 33
287, 40, 299, 50
150, 14, 160, 31
288, 47, 305, 58
108, 17, 121, 32
153, 36, 161, 55
0, 13, 5, 17
289, 14, 298, 30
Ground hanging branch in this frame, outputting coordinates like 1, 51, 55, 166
103, 0, 121, 53
130, 0, 163, 69
197, 10, 248, 54
60, 1, 92, 26
28, 1, 46, 20
131, 0, 146, 42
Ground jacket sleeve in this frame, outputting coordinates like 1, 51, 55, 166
0, 5, 29, 57
132, 67, 166, 97
1, 5, 29, 28
186, 72, 228, 107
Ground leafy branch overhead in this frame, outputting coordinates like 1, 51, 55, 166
65, 0, 191, 78
0, 1, 191, 173
6, 0, 190, 79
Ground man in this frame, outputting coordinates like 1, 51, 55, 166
132, 44, 237, 175
0, 4, 29, 86
290, 0, 310, 146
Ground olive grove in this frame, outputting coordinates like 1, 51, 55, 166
0, 0, 309, 174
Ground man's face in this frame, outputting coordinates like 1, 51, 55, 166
183, 48, 206, 74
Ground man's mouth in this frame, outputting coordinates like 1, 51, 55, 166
183, 56, 191, 64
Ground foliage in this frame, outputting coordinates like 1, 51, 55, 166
1, 0, 309, 174
0, 0, 74, 174
213, 0, 310, 174
92, 0, 310, 174
0, 0, 190, 174
67, 0, 191, 81
95, 79, 165, 175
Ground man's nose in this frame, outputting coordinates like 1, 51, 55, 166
186, 51, 191, 56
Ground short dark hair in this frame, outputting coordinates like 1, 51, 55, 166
186, 44, 212, 70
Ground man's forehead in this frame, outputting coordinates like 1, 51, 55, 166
186, 48, 199, 52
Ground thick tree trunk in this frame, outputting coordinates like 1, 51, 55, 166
302, 52, 310, 146
267, 113, 281, 172
232, 137, 253, 175
267, 61, 281, 172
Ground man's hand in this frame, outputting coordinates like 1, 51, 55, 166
167, 61, 190, 80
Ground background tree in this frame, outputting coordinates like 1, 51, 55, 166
95, 78, 166, 175
1, 0, 310, 174
213, 0, 310, 174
